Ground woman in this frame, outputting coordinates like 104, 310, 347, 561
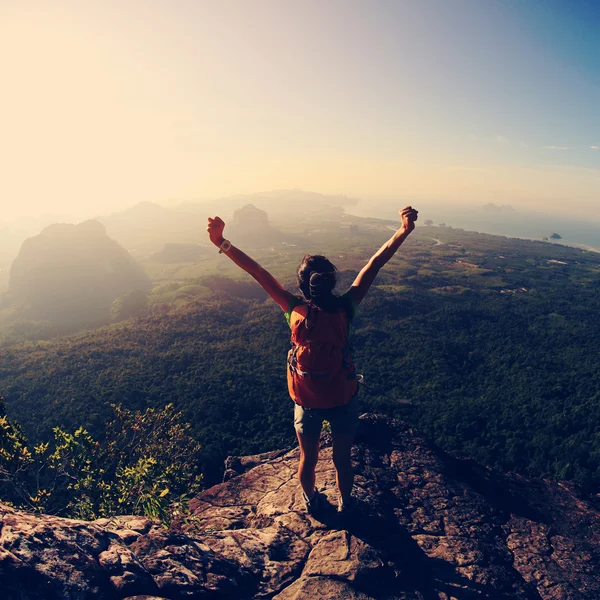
207, 206, 418, 514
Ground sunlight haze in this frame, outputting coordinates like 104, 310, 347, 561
1, 0, 598, 221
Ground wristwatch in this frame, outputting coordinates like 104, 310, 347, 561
218, 239, 232, 254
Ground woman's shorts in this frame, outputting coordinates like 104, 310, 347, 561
293, 394, 359, 437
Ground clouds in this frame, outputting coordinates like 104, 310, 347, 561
491, 136, 598, 152
542, 145, 599, 151
495, 135, 527, 148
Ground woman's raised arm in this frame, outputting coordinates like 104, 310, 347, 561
207, 216, 296, 312
348, 206, 418, 306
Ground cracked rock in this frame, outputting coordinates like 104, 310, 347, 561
1, 414, 599, 599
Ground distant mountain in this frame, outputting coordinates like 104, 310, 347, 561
94, 191, 362, 256
227, 203, 287, 247
232, 203, 269, 227
175, 189, 356, 221
8, 220, 150, 325
148, 243, 213, 263
226, 190, 349, 221
96, 202, 203, 256
0, 214, 79, 272
482, 202, 516, 213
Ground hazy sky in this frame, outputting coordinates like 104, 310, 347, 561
1, 0, 598, 221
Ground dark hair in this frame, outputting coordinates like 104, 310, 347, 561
296, 254, 340, 311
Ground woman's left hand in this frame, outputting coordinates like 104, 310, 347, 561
207, 216, 226, 246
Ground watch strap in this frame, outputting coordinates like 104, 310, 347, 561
218, 239, 232, 254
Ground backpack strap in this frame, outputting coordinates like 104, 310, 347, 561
303, 304, 318, 331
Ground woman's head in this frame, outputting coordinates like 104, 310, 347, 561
297, 254, 337, 308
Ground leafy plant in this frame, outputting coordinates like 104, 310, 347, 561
0, 397, 202, 522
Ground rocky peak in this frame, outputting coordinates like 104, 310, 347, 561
1, 415, 599, 599
228, 203, 284, 248
7, 219, 150, 324
38, 219, 108, 238
233, 204, 269, 228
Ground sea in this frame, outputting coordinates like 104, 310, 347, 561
348, 201, 600, 253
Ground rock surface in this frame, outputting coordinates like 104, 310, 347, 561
1, 415, 600, 599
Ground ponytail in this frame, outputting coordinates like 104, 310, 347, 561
297, 255, 340, 312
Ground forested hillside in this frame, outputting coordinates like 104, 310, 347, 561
2, 218, 600, 491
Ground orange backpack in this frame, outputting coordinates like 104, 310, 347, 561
287, 303, 358, 409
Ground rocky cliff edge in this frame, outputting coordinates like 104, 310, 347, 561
1, 414, 599, 600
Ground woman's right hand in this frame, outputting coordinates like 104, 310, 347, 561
399, 206, 418, 233
207, 216, 226, 246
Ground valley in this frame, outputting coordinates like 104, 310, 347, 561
2, 204, 599, 492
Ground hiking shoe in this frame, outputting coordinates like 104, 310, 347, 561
337, 496, 355, 515
303, 489, 321, 515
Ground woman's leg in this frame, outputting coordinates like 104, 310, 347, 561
329, 396, 359, 506
296, 431, 321, 498
331, 431, 355, 505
